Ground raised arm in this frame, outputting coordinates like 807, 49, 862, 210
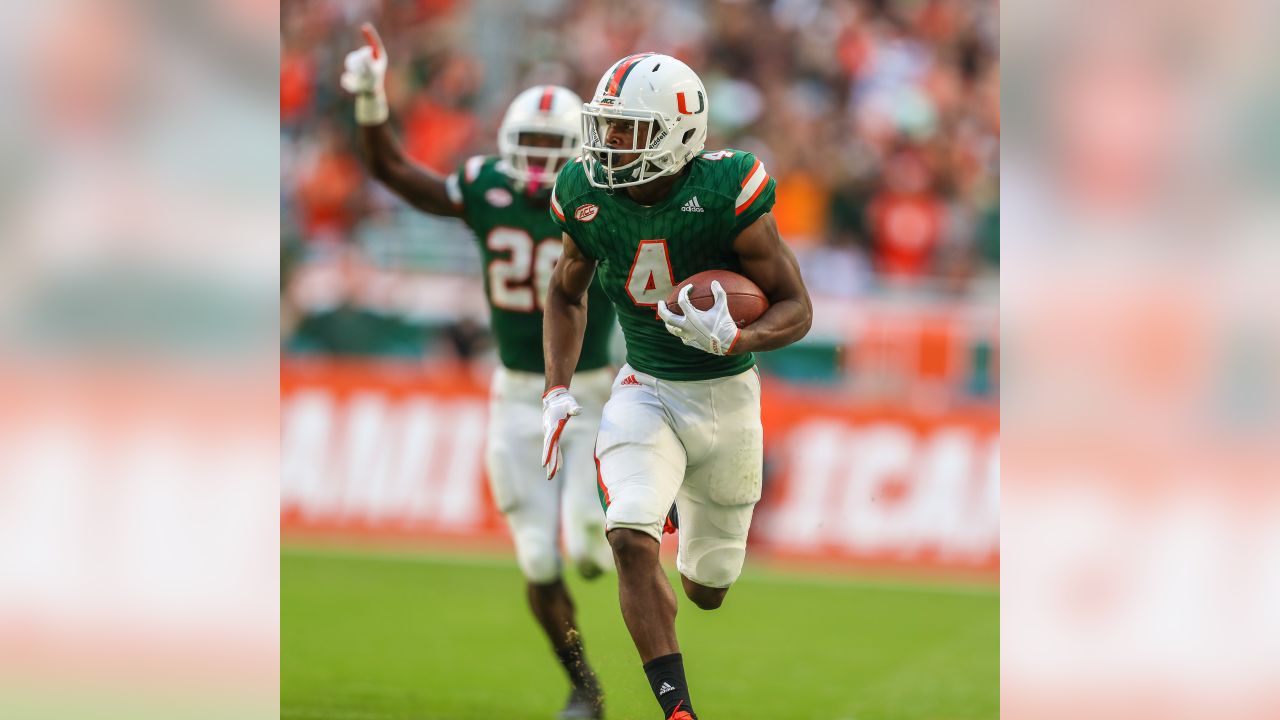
543, 233, 598, 391
357, 124, 464, 217
341, 23, 464, 218
729, 212, 813, 353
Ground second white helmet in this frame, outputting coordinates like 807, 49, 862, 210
497, 85, 583, 189
581, 53, 709, 189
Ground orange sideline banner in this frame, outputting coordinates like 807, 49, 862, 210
282, 361, 998, 576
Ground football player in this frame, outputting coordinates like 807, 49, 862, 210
541, 53, 813, 720
341, 24, 615, 720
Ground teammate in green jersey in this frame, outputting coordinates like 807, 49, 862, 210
342, 24, 614, 720
541, 53, 813, 720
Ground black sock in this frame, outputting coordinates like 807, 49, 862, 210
555, 637, 598, 691
643, 652, 695, 719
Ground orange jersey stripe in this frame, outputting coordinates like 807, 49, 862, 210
594, 452, 611, 507
735, 172, 769, 215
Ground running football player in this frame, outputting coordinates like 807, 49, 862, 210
541, 53, 813, 720
341, 24, 615, 719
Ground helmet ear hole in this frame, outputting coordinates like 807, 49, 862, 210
682, 129, 696, 144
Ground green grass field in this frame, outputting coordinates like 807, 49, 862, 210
282, 545, 998, 720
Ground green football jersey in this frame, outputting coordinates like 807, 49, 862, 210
448, 155, 615, 374
550, 149, 776, 381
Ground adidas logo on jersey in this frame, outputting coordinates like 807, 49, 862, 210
621, 374, 641, 386
658, 682, 676, 695
680, 196, 704, 213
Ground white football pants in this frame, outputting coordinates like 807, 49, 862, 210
595, 363, 764, 588
486, 366, 615, 583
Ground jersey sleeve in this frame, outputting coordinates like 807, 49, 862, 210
730, 153, 776, 235
549, 180, 569, 231
444, 155, 488, 212
549, 161, 598, 260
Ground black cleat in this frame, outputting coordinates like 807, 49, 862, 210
576, 556, 605, 580
558, 683, 605, 719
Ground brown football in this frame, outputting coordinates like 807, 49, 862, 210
665, 270, 769, 327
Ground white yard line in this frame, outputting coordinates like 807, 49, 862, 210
282, 544, 998, 598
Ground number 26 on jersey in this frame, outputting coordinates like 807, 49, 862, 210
487, 227, 561, 312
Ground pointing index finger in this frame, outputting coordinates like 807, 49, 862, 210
361, 23, 384, 60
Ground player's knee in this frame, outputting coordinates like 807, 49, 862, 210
682, 575, 729, 611
607, 528, 658, 569
689, 589, 726, 611
675, 543, 745, 605
691, 591, 721, 607
516, 543, 561, 584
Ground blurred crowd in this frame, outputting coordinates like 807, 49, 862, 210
282, 0, 999, 296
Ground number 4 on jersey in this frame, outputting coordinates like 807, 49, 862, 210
626, 240, 675, 307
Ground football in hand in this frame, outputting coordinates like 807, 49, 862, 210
665, 270, 769, 327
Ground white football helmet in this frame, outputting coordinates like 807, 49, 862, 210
497, 85, 583, 190
581, 53, 709, 189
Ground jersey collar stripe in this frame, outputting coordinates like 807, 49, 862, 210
605, 53, 655, 96
538, 86, 555, 112
735, 162, 770, 212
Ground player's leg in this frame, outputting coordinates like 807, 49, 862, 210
672, 367, 764, 610
595, 367, 694, 719
523, 577, 604, 719
486, 369, 604, 718
608, 527, 678, 657
486, 369, 564, 581
596, 368, 685, 660
560, 367, 615, 580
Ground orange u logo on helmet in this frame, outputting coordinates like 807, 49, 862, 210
675, 91, 705, 115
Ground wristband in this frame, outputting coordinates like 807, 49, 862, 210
354, 90, 388, 126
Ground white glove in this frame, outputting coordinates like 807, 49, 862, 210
656, 281, 741, 356
541, 386, 582, 481
340, 23, 389, 126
